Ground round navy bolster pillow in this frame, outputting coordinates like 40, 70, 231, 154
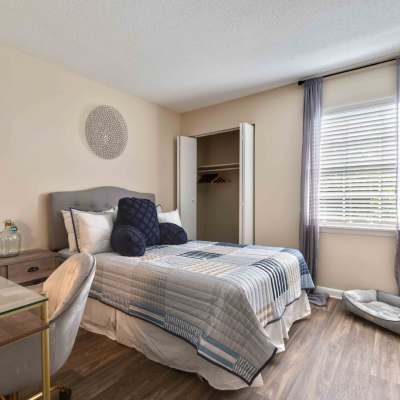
111, 224, 146, 257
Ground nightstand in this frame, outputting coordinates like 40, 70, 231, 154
0, 249, 62, 286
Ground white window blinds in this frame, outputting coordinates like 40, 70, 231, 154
319, 101, 397, 229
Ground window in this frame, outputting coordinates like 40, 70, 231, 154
319, 100, 397, 230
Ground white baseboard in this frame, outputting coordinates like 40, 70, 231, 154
315, 286, 343, 300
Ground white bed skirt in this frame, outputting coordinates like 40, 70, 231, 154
81, 291, 311, 390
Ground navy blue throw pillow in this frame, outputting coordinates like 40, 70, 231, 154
159, 223, 187, 245
116, 197, 160, 246
111, 225, 146, 257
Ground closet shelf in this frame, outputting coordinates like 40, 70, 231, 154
197, 162, 239, 173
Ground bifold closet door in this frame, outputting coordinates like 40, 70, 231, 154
239, 123, 254, 245
177, 136, 197, 240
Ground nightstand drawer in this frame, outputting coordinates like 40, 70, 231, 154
8, 257, 57, 285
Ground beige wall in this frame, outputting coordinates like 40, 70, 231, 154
320, 64, 397, 293
182, 64, 398, 293
0, 45, 180, 250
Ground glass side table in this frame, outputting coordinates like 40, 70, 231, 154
0, 277, 51, 400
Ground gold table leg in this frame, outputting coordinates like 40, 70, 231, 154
40, 299, 51, 400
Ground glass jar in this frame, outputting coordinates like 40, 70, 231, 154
0, 221, 21, 258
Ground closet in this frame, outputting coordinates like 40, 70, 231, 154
177, 123, 254, 245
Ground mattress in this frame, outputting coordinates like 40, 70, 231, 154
85, 240, 313, 386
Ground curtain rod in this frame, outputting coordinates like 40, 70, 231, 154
297, 56, 398, 86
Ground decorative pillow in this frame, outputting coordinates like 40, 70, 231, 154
70, 209, 114, 254
159, 223, 187, 245
111, 224, 146, 257
157, 209, 182, 227
116, 198, 160, 246
61, 207, 115, 251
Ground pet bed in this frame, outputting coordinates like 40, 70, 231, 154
342, 289, 400, 335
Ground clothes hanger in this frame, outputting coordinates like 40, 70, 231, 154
198, 173, 218, 183
198, 172, 231, 184
212, 175, 228, 184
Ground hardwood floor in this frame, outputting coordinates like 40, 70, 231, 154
33, 299, 400, 399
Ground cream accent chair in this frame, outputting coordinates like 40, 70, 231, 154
0, 253, 96, 400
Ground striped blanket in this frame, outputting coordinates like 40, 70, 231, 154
90, 241, 314, 384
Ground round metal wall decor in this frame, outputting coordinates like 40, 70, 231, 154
85, 105, 128, 159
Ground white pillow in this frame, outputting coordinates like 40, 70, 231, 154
61, 208, 115, 252
157, 209, 182, 227
71, 211, 113, 254
61, 210, 79, 252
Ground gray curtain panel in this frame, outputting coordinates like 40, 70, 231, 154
300, 78, 328, 306
395, 59, 400, 292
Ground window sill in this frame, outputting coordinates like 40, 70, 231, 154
320, 225, 396, 237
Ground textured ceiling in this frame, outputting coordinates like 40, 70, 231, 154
0, 1, 400, 112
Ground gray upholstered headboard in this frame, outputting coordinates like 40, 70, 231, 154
47, 186, 155, 251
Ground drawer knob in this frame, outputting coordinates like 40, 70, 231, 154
27, 266, 39, 273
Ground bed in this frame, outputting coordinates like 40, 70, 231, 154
48, 186, 314, 390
